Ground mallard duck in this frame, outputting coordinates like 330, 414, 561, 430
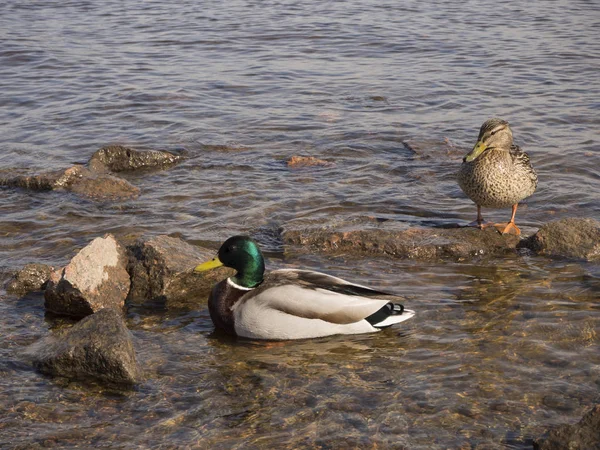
457, 118, 538, 235
195, 236, 415, 340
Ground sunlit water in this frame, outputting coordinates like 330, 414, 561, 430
1, 1, 599, 448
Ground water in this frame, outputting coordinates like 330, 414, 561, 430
1, 0, 599, 448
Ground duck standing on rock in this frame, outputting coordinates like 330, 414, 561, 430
195, 236, 415, 340
457, 118, 538, 235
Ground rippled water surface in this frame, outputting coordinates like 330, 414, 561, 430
1, 1, 599, 448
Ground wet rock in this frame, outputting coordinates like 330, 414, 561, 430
287, 155, 333, 168
88, 145, 183, 173
5, 263, 54, 297
44, 234, 130, 318
282, 219, 521, 261
62, 165, 140, 200
29, 308, 139, 385
534, 404, 600, 450
0, 168, 67, 191
127, 235, 234, 309
0, 165, 139, 200
522, 218, 600, 261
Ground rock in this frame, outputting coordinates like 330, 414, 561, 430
287, 155, 333, 168
0, 169, 68, 191
127, 235, 234, 309
534, 404, 600, 450
0, 165, 139, 200
29, 308, 139, 385
5, 263, 54, 297
88, 145, 183, 173
522, 218, 600, 261
282, 219, 521, 261
65, 166, 140, 200
44, 234, 131, 318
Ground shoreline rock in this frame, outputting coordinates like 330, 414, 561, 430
88, 145, 183, 174
0, 144, 183, 201
28, 308, 140, 386
522, 217, 600, 261
127, 235, 234, 309
283, 220, 521, 261
534, 404, 600, 450
5, 263, 54, 297
282, 217, 600, 262
44, 234, 130, 318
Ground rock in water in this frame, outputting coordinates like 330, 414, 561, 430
5, 263, 54, 297
534, 404, 600, 450
88, 145, 183, 173
29, 308, 139, 385
523, 218, 600, 261
45, 234, 131, 318
127, 235, 234, 309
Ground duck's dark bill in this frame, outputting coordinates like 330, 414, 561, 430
195, 257, 223, 272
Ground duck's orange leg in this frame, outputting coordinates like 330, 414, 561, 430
494, 204, 521, 235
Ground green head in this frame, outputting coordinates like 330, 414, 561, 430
463, 118, 513, 162
195, 235, 265, 288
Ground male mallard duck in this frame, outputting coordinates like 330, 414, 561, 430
195, 236, 415, 340
457, 118, 538, 235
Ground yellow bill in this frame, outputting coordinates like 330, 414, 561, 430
194, 257, 223, 272
464, 140, 487, 162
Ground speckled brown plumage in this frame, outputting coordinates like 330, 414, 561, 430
457, 118, 537, 234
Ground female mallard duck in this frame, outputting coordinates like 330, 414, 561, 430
457, 118, 538, 235
195, 236, 415, 340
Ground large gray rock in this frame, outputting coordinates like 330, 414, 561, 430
127, 235, 234, 309
523, 218, 600, 261
534, 404, 600, 450
45, 234, 131, 318
88, 145, 183, 173
29, 308, 139, 385
282, 219, 521, 261
0, 165, 139, 200
5, 263, 54, 297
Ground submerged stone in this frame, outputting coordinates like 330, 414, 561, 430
287, 155, 333, 168
88, 145, 183, 173
5, 263, 54, 297
127, 235, 234, 309
534, 404, 600, 450
44, 234, 131, 318
283, 219, 521, 261
29, 308, 139, 385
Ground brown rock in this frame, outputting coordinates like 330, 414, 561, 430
5, 263, 54, 297
283, 219, 520, 261
127, 235, 234, 309
523, 218, 600, 261
0, 169, 66, 191
0, 165, 139, 200
534, 404, 600, 450
44, 234, 131, 318
56, 165, 140, 200
88, 145, 183, 173
29, 308, 139, 385
287, 155, 333, 168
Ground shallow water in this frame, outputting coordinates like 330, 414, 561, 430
1, 0, 599, 448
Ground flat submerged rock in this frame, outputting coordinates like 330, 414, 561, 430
283, 217, 600, 262
283, 219, 521, 261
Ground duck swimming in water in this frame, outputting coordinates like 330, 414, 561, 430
195, 236, 415, 340
457, 118, 538, 235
